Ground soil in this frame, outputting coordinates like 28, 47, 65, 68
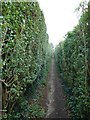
44, 58, 70, 118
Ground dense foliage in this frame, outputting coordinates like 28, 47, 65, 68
55, 1, 90, 119
1, 1, 52, 119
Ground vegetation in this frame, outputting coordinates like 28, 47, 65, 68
55, 1, 90, 119
1, 0, 90, 119
1, 1, 52, 119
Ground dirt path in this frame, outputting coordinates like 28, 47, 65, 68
45, 59, 69, 118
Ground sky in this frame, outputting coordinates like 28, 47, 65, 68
37, 0, 88, 47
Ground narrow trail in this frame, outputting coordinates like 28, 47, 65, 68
45, 59, 69, 118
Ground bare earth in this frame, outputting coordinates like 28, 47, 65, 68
45, 59, 70, 118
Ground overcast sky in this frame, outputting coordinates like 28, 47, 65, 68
37, 0, 88, 47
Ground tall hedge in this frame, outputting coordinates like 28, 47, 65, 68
55, 1, 90, 119
1, 1, 52, 119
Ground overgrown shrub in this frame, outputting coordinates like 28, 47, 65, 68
55, 1, 90, 119
1, 1, 52, 119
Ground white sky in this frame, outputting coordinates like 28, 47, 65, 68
37, 0, 89, 47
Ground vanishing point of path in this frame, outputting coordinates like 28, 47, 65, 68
45, 58, 70, 118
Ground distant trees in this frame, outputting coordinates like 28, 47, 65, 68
50, 43, 54, 49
